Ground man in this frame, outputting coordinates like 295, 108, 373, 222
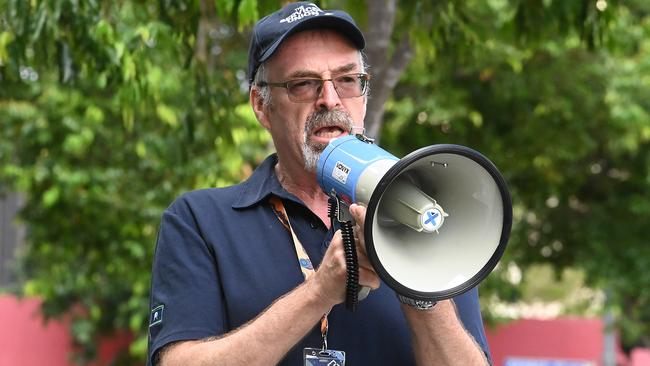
148, 2, 490, 365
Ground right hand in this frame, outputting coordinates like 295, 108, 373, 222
308, 205, 381, 307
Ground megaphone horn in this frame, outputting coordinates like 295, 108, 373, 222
317, 134, 512, 307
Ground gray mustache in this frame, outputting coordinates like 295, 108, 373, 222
305, 109, 354, 134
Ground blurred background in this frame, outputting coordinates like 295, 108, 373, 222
1, 0, 649, 365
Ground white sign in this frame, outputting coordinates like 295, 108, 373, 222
332, 161, 350, 184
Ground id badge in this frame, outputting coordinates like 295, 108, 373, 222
303, 348, 346, 366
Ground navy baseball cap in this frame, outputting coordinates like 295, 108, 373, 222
247, 1, 365, 86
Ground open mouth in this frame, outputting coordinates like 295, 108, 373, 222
313, 126, 347, 139
310, 126, 348, 146
305, 109, 354, 146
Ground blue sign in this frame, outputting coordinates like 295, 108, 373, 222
424, 211, 439, 225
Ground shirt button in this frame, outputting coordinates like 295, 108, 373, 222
309, 221, 317, 229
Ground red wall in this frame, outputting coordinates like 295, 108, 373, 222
631, 349, 650, 366
0, 295, 131, 366
485, 317, 648, 366
487, 318, 606, 365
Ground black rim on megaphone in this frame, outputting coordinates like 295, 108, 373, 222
364, 144, 513, 302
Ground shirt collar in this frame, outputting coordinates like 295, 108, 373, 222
232, 154, 305, 209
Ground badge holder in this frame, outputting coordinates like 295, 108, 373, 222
303, 322, 345, 366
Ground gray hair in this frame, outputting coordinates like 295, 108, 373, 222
253, 62, 272, 108
252, 50, 369, 108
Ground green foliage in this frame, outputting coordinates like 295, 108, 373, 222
381, 0, 650, 349
0, 0, 272, 362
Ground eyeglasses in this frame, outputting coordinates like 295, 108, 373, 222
258, 73, 370, 103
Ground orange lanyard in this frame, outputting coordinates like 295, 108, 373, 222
269, 196, 330, 349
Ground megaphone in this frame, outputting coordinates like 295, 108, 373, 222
316, 134, 512, 308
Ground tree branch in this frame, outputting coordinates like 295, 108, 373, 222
365, 33, 413, 141
365, 0, 397, 76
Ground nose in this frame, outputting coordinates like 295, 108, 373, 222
315, 79, 342, 110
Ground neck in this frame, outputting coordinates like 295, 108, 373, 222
275, 161, 331, 227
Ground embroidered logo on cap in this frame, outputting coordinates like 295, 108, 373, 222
280, 5, 323, 23
149, 304, 164, 327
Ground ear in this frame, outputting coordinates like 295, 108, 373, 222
250, 87, 271, 130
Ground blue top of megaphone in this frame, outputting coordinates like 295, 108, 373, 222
317, 134, 398, 203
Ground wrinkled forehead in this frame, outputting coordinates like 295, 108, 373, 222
265, 29, 364, 79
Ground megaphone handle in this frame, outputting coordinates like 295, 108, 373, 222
328, 197, 360, 311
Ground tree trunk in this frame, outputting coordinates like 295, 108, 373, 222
364, 0, 413, 143
196, 0, 219, 71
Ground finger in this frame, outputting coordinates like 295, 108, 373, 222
353, 223, 364, 240
331, 229, 342, 244
356, 249, 373, 270
313, 229, 348, 303
349, 203, 366, 227
356, 238, 369, 257
352, 227, 368, 257
321, 230, 347, 273
325, 230, 344, 255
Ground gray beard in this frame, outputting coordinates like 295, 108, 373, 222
302, 109, 354, 172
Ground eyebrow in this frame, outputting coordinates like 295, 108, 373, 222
287, 63, 360, 79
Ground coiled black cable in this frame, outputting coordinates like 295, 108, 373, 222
327, 197, 338, 222
340, 219, 359, 311
327, 197, 359, 311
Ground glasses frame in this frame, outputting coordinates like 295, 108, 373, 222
257, 72, 371, 103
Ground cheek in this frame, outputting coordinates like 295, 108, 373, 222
357, 104, 367, 124
344, 100, 367, 126
290, 109, 312, 133
269, 108, 310, 141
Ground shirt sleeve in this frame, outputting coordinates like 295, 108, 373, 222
454, 287, 492, 364
147, 196, 226, 365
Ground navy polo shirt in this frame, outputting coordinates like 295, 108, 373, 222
147, 154, 490, 365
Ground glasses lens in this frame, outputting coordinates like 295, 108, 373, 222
287, 79, 322, 102
334, 74, 367, 98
